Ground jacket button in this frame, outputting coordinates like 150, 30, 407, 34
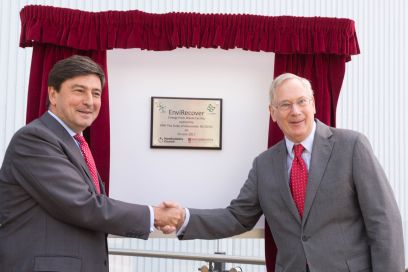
302, 235, 309, 241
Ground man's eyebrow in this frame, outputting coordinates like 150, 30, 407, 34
280, 96, 308, 102
70, 84, 86, 89
70, 84, 101, 92
276, 97, 305, 105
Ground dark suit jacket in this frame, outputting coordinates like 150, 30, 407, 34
0, 113, 150, 271
181, 120, 404, 272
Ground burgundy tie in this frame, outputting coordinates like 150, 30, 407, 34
74, 134, 101, 194
290, 144, 308, 217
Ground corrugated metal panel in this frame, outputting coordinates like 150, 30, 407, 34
0, 0, 32, 163
1, 0, 407, 270
108, 237, 265, 272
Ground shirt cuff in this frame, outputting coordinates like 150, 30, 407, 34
148, 205, 155, 233
176, 208, 190, 236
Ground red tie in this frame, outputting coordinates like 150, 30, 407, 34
290, 144, 308, 217
74, 134, 101, 194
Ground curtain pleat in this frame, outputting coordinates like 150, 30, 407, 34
20, 5, 360, 57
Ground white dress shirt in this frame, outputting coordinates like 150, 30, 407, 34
285, 120, 316, 176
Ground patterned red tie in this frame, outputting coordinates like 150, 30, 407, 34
290, 144, 308, 217
74, 134, 101, 194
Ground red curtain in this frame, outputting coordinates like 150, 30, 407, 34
265, 54, 347, 271
20, 5, 359, 54
25, 44, 111, 194
20, 5, 359, 271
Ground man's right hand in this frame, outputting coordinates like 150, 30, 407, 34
154, 201, 185, 234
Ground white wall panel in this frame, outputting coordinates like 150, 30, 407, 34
107, 47, 272, 217
1, 0, 407, 270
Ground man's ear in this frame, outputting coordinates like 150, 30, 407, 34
269, 104, 277, 122
312, 97, 316, 114
48, 86, 57, 107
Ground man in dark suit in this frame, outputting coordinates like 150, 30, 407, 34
0, 55, 184, 271
165, 73, 404, 271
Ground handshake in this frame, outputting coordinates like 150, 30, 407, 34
153, 201, 185, 234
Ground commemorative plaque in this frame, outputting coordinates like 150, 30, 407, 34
151, 97, 222, 149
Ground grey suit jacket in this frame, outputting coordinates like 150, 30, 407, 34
0, 113, 150, 272
181, 120, 404, 272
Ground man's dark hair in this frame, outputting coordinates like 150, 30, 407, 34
47, 55, 105, 92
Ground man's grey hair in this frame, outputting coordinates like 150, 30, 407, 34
269, 73, 314, 104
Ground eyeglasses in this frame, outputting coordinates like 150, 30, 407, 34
273, 97, 313, 112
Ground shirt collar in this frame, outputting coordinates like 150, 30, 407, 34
47, 110, 79, 137
285, 120, 316, 155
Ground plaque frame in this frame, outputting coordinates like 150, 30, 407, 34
150, 96, 222, 149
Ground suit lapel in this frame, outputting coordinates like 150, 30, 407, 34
272, 141, 302, 224
98, 174, 107, 195
302, 120, 334, 223
39, 113, 102, 195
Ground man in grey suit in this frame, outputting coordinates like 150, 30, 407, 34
0, 55, 184, 271
164, 73, 404, 271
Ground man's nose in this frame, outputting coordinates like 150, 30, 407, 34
82, 91, 93, 105
290, 103, 302, 114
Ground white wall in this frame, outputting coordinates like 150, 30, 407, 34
1, 0, 407, 269
108, 48, 272, 216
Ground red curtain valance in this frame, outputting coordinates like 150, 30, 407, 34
20, 5, 359, 57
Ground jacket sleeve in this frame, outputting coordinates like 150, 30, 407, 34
6, 125, 151, 239
352, 134, 405, 271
